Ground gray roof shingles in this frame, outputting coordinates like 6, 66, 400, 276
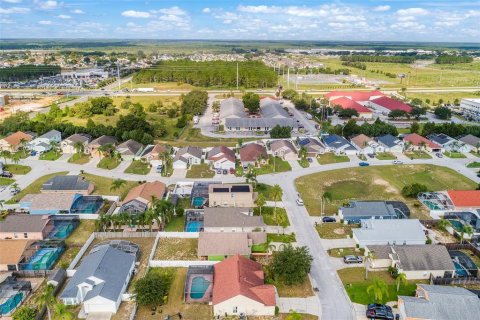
203, 207, 265, 228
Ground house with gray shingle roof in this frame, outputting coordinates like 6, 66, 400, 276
398, 284, 480, 320
116, 139, 144, 160
203, 207, 265, 232
338, 201, 410, 224
173, 146, 203, 169
220, 97, 246, 120
41, 175, 94, 195
88, 135, 118, 158
59, 243, 137, 316
458, 134, 480, 152
27, 129, 62, 153
427, 133, 470, 153
61, 133, 91, 154
375, 134, 404, 153
270, 140, 297, 160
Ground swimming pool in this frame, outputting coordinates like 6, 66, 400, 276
190, 276, 211, 299
454, 261, 469, 277
192, 197, 205, 208
48, 223, 74, 239
21, 247, 63, 270
448, 219, 464, 232
70, 196, 103, 214
185, 221, 203, 232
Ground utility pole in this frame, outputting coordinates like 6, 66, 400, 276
116, 63, 120, 91
287, 67, 290, 89
236, 62, 239, 90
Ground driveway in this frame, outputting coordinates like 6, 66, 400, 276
277, 295, 322, 317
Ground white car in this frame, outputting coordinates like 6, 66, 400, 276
393, 160, 403, 165
296, 198, 304, 206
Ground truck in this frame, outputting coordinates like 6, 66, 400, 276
136, 88, 155, 92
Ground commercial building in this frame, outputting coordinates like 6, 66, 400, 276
459, 98, 480, 122
330, 96, 373, 119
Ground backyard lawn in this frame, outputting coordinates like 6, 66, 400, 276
338, 267, 423, 305
316, 223, 358, 239
124, 160, 151, 175
404, 151, 432, 159
328, 247, 364, 258
154, 238, 198, 260
39, 150, 62, 161
68, 153, 91, 164
444, 151, 466, 159
6, 171, 69, 203
254, 156, 292, 175
254, 183, 276, 201
56, 220, 96, 269
186, 163, 215, 178
375, 152, 397, 160
4, 164, 31, 174
97, 157, 121, 169
295, 164, 476, 218
164, 216, 185, 232
254, 206, 290, 227
317, 153, 350, 165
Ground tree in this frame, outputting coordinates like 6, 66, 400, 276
299, 146, 307, 160
12, 306, 37, 320
388, 110, 408, 119
54, 302, 74, 320
244, 168, 257, 186
161, 150, 172, 177
133, 271, 173, 307
365, 250, 375, 279
338, 108, 359, 118
269, 245, 313, 285
367, 278, 389, 302
110, 178, 126, 191
73, 141, 84, 154
438, 219, 451, 232
270, 125, 292, 138
434, 106, 452, 120
401, 183, 429, 198
243, 92, 260, 114
0, 150, 11, 163
98, 143, 115, 158
271, 184, 283, 224
35, 284, 55, 320
256, 193, 266, 216
461, 224, 474, 244
49, 140, 59, 155
410, 122, 420, 134
396, 273, 408, 292
153, 199, 174, 229
321, 191, 332, 216
285, 310, 303, 320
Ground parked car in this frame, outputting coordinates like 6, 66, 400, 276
359, 162, 370, 167
366, 304, 394, 320
344, 255, 363, 264
0, 171, 13, 178
307, 158, 313, 163
436, 153, 443, 158
229, 168, 235, 174
222, 169, 228, 175
393, 160, 403, 165
322, 216, 336, 223
296, 198, 304, 206
367, 154, 374, 158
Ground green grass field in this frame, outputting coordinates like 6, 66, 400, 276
328, 247, 364, 258
39, 150, 62, 161
68, 153, 91, 164
467, 162, 480, 168
4, 164, 31, 174
295, 164, 477, 217
0, 177, 14, 186
81, 173, 138, 199
298, 158, 310, 168
404, 151, 432, 159
317, 153, 350, 165
97, 157, 121, 170
124, 160, 151, 175
254, 206, 290, 227
444, 151, 466, 159
316, 223, 358, 239
185, 163, 215, 178
375, 152, 397, 160
254, 155, 292, 175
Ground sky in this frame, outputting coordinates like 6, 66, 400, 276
1, 0, 480, 42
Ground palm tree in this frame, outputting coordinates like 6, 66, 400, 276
110, 178, 126, 192
11, 152, 20, 165
245, 168, 257, 187
438, 219, 451, 232
270, 184, 283, 224
98, 143, 115, 158
144, 208, 156, 232
54, 302, 74, 320
396, 273, 408, 292
419, 141, 427, 151
367, 278, 389, 302
321, 191, 332, 216
154, 199, 174, 230
161, 150, 172, 176
299, 146, 307, 160
461, 224, 474, 244
256, 193, 266, 216
49, 140, 59, 156
365, 250, 376, 279
35, 284, 55, 320
0, 150, 11, 164
73, 141, 85, 155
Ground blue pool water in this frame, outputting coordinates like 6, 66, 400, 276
448, 220, 464, 231
21, 247, 62, 270
454, 261, 469, 277
190, 276, 210, 299
48, 223, 74, 239
192, 197, 205, 208
71, 196, 103, 214
185, 221, 203, 232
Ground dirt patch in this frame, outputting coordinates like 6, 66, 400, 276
334, 228, 346, 235
373, 178, 397, 194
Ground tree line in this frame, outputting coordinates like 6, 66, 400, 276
0, 64, 61, 81
340, 55, 417, 64
435, 55, 473, 64
133, 60, 278, 88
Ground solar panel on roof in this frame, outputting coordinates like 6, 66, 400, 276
213, 187, 229, 193
231, 185, 250, 192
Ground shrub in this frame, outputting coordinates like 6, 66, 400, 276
401, 183, 428, 198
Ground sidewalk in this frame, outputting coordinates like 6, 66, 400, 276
277, 296, 322, 317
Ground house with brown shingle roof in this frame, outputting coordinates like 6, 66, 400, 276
61, 133, 91, 154
350, 134, 384, 155
213, 255, 276, 316
87, 135, 118, 158
239, 143, 268, 167
207, 146, 236, 171
270, 140, 297, 160
0, 214, 54, 240
141, 144, 170, 162
120, 181, 166, 214
0, 131, 33, 152
198, 232, 266, 260
0, 240, 32, 271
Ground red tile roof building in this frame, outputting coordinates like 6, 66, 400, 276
447, 190, 480, 209
330, 97, 373, 118
324, 90, 385, 102
404, 133, 442, 151
370, 96, 412, 113
213, 255, 276, 316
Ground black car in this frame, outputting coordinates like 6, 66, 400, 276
0, 171, 13, 178
366, 304, 394, 320
322, 216, 336, 223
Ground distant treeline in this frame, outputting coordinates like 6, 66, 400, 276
133, 60, 277, 88
341, 61, 367, 70
0, 41, 133, 50
435, 55, 473, 64
340, 55, 418, 63
0, 64, 60, 81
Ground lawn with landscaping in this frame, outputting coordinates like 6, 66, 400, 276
164, 216, 185, 232
404, 151, 432, 159
338, 267, 423, 305
68, 153, 91, 164
267, 233, 296, 243
298, 158, 310, 168
275, 276, 315, 298
81, 173, 138, 199
328, 247, 364, 258
467, 162, 480, 168
316, 223, 358, 239
39, 150, 62, 161
295, 164, 476, 217
0, 177, 14, 186
444, 151, 466, 158
97, 157, 121, 169
4, 164, 31, 174
317, 153, 350, 165
185, 163, 215, 178
375, 152, 397, 160
254, 206, 290, 227
252, 155, 291, 175
124, 160, 151, 175
154, 238, 198, 260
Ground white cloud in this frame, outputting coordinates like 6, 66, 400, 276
121, 10, 150, 18
2, 0, 23, 3
154, 6, 186, 16
38, 20, 52, 25
202, 8, 210, 13
0, 6, 29, 14
71, 9, 84, 14
373, 5, 390, 12
34, 0, 58, 10
126, 22, 136, 27
237, 5, 269, 13
396, 8, 428, 16
58, 14, 70, 19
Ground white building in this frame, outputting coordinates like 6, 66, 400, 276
460, 98, 480, 122
27, 130, 62, 153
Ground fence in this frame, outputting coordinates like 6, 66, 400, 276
443, 243, 480, 258
67, 233, 95, 272
94, 231, 158, 239
431, 276, 480, 286
12, 270, 56, 278
149, 260, 218, 268
158, 232, 199, 238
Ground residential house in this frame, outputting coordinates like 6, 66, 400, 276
458, 134, 480, 152
298, 138, 326, 156
59, 242, 137, 316
270, 140, 298, 160
208, 184, 255, 208
212, 255, 276, 316
398, 284, 480, 320
239, 143, 268, 167
322, 134, 357, 155
0, 240, 31, 271
207, 146, 236, 171
41, 175, 94, 195
120, 181, 166, 214
20, 193, 103, 215
198, 232, 266, 261
365, 245, 455, 280
88, 135, 118, 158
140, 144, 170, 162
116, 139, 144, 161
375, 134, 404, 153
446, 190, 480, 212
0, 131, 33, 152
350, 134, 384, 155
403, 133, 443, 152
60, 133, 91, 154
427, 133, 470, 153
0, 214, 54, 240
330, 96, 373, 119
27, 129, 62, 153
338, 201, 409, 224
173, 146, 203, 169
352, 219, 426, 248
203, 207, 265, 232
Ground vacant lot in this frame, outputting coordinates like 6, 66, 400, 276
317, 153, 350, 165
186, 163, 215, 178
154, 238, 198, 260
316, 223, 359, 239
124, 160, 151, 175
296, 164, 476, 217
